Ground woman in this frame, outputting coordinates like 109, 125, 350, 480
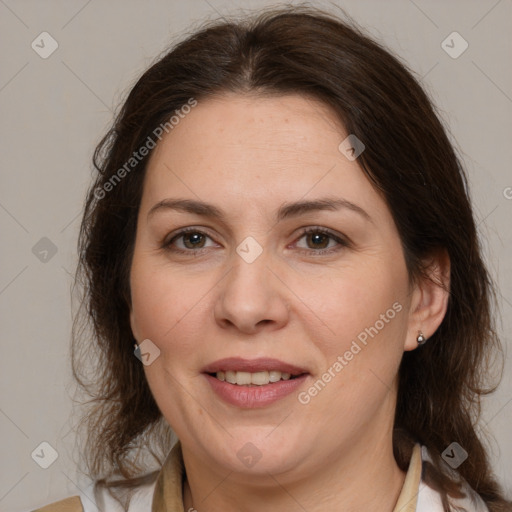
33, 6, 511, 512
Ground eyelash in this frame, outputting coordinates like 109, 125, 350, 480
162, 226, 349, 256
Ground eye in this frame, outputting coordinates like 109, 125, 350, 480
162, 227, 217, 254
293, 227, 348, 255
162, 226, 349, 256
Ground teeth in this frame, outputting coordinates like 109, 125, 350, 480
216, 370, 293, 386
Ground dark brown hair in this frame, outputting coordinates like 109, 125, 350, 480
73, 6, 511, 511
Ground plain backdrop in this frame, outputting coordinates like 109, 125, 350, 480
1, 1, 511, 510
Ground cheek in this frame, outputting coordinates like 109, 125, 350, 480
129, 255, 224, 374
296, 254, 409, 352
129, 257, 198, 349
337, 276, 405, 342
295, 256, 410, 419
334, 264, 408, 383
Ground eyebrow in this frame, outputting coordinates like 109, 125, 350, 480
147, 197, 372, 223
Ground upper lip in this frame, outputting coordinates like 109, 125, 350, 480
202, 357, 309, 375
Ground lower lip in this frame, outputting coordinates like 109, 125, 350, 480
204, 373, 308, 408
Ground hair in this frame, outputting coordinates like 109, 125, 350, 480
72, 5, 511, 511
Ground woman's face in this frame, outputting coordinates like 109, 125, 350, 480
129, 93, 420, 477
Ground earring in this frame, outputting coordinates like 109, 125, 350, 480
417, 332, 427, 345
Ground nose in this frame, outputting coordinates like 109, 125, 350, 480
213, 248, 290, 335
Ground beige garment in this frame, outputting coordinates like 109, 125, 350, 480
31, 496, 84, 512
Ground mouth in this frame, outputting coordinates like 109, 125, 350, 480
201, 356, 309, 385
203, 370, 310, 409
206, 369, 306, 386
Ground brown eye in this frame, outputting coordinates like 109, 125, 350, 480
294, 227, 348, 255
163, 228, 216, 253
305, 231, 330, 249
181, 232, 207, 249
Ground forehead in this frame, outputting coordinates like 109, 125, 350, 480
150, 92, 344, 162
142, 93, 385, 219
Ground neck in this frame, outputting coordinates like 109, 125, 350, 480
181, 424, 406, 512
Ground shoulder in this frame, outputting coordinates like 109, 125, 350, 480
31, 479, 157, 512
31, 496, 84, 512
417, 482, 489, 512
417, 446, 489, 512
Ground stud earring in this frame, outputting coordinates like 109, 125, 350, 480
417, 332, 427, 345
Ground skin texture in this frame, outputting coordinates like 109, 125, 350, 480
129, 93, 450, 511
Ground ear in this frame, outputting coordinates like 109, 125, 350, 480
404, 248, 450, 351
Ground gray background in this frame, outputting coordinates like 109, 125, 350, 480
0, 1, 511, 510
